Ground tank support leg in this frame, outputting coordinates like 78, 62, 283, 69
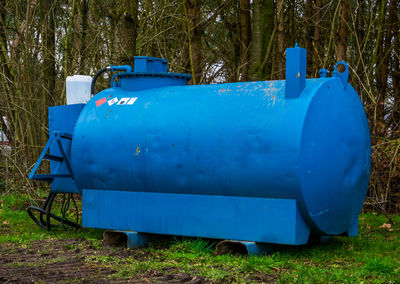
346, 219, 359, 236
103, 231, 149, 248
216, 240, 276, 256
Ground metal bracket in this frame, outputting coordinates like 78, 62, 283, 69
333, 61, 349, 89
29, 131, 73, 182
216, 240, 276, 256
103, 231, 150, 248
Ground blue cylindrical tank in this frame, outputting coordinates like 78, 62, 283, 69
71, 50, 371, 238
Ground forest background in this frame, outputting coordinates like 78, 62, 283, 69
0, 0, 399, 214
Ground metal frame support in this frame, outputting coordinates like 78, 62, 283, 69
29, 131, 73, 182
103, 231, 149, 248
216, 240, 276, 256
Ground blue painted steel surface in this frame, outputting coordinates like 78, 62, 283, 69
83, 190, 310, 245
30, 105, 84, 193
237, 242, 275, 256
104, 231, 149, 248
125, 231, 148, 248
49, 105, 84, 193
133, 56, 168, 72
285, 43, 306, 98
31, 45, 371, 245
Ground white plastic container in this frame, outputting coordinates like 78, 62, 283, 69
66, 75, 92, 105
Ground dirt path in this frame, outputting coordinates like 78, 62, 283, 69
0, 239, 208, 283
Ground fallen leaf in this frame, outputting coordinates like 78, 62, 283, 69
379, 223, 392, 230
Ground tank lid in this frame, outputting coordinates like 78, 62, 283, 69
134, 56, 169, 73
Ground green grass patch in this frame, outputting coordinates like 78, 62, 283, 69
0, 192, 103, 244
1, 192, 400, 283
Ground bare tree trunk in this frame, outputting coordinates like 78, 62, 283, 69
287, 0, 296, 46
249, 0, 274, 80
186, 0, 202, 84
249, 0, 263, 79
305, 0, 313, 73
276, 0, 285, 79
336, 0, 349, 60
377, 0, 396, 136
0, 0, 15, 146
79, 0, 89, 72
355, 0, 366, 95
392, 26, 400, 131
375, 0, 388, 136
42, 0, 56, 102
117, 0, 138, 66
239, 0, 250, 81
312, 0, 322, 75
63, 0, 78, 75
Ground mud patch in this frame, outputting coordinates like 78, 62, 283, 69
0, 239, 210, 283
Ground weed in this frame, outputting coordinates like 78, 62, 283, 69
364, 258, 399, 276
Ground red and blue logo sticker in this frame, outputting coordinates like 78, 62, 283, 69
96, 97, 138, 107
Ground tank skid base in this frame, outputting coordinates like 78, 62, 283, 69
102, 231, 334, 255
83, 190, 317, 246
103, 230, 277, 255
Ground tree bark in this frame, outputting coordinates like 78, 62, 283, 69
355, 0, 366, 95
249, 0, 274, 80
374, 0, 388, 136
377, 0, 396, 134
79, 0, 89, 72
41, 0, 56, 103
287, 0, 296, 47
0, 0, 15, 146
312, 0, 322, 75
276, 0, 285, 79
336, 0, 349, 61
117, 0, 138, 66
186, 0, 202, 84
239, 0, 251, 81
392, 20, 400, 131
305, 0, 314, 74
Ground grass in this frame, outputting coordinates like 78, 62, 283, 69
0, 192, 103, 244
1, 192, 400, 283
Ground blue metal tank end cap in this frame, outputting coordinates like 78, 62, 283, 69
285, 43, 307, 99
